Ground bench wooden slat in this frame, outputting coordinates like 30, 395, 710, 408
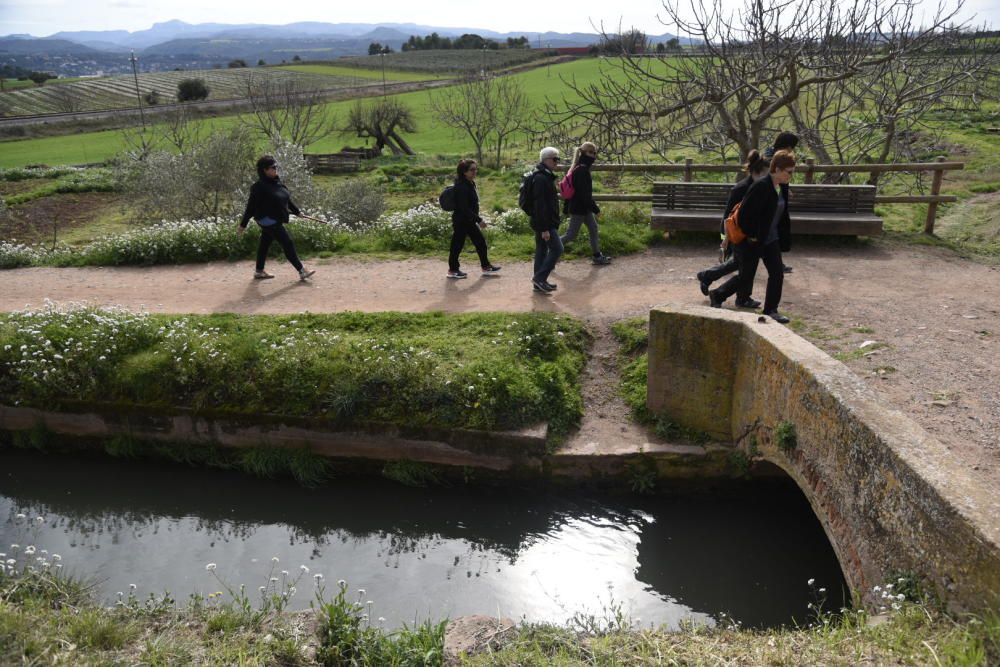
651, 181, 882, 235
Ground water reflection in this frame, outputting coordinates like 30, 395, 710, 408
0, 449, 845, 628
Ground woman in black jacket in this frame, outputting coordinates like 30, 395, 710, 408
696, 149, 769, 305
237, 155, 315, 281
709, 150, 796, 323
560, 142, 610, 265
447, 159, 500, 279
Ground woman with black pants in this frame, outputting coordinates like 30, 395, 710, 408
709, 150, 796, 323
446, 159, 500, 279
237, 155, 315, 281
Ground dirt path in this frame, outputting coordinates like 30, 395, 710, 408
3, 243, 998, 491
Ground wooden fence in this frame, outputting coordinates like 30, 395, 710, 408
559, 157, 963, 234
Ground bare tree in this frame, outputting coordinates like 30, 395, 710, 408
429, 74, 529, 166
546, 0, 995, 166
50, 86, 84, 113
344, 98, 417, 156
157, 103, 207, 153
241, 71, 338, 147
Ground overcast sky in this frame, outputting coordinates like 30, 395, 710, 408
1, 0, 996, 36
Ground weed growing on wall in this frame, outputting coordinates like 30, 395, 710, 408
775, 420, 798, 452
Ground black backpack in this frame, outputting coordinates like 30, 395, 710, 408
518, 170, 536, 215
438, 185, 456, 212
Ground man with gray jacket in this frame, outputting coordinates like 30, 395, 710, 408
528, 146, 563, 293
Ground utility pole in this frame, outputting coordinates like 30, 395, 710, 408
129, 50, 145, 129
380, 48, 387, 96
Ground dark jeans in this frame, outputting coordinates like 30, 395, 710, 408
700, 255, 739, 286
256, 224, 303, 272
448, 221, 490, 272
714, 241, 783, 312
533, 228, 563, 283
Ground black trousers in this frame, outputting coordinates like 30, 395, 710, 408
256, 224, 303, 273
701, 255, 739, 285
713, 241, 784, 313
448, 221, 490, 272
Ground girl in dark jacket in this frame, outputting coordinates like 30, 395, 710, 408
709, 150, 796, 323
237, 155, 315, 281
447, 159, 500, 279
696, 150, 769, 305
559, 142, 611, 265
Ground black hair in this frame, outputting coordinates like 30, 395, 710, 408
773, 132, 799, 151
457, 158, 477, 180
256, 155, 277, 178
743, 149, 767, 174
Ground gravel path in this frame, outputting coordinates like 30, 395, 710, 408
3, 242, 998, 491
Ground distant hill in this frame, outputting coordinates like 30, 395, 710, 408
1, 20, 694, 76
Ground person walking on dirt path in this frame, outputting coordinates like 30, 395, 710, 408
560, 142, 612, 265
765, 132, 799, 274
446, 158, 501, 279
237, 155, 316, 281
709, 150, 796, 324
529, 147, 563, 294
696, 149, 769, 307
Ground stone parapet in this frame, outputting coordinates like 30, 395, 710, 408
647, 304, 999, 613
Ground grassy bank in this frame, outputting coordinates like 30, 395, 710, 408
0, 306, 588, 438
1, 543, 995, 666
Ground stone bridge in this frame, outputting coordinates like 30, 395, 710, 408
646, 304, 999, 613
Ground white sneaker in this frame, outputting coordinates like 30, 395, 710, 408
253, 270, 274, 280
299, 268, 316, 281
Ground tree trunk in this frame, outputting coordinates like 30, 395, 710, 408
389, 130, 415, 156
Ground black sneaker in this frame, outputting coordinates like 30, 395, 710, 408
697, 271, 710, 296
765, 310, 790, 324
532, 279, 553, 293
481, 265, 502, 274
447, 270, 468, 279
736, 297, 762, 309
783, 264, 793, 274
708, 290, 723, 308
592, 254, 612, 265
543, 281, 557, 291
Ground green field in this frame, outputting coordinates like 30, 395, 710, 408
0, 67, 384, 117
0, 58, 610, 168
275, 63, 438, 82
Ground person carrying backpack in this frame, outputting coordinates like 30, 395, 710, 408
444, 158, 500, 279
559, 141, 611, 265
695, 149, 768, 306
237, 155, 315, 281
527, 147, 563, 294
709, 150, 796, 323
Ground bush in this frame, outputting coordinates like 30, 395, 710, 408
176, 78, 209, 102
329, 178, 386, 230
143, 90, 161, 106
116, 126, 257, 221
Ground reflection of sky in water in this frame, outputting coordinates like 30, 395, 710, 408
0, 450, 845, 629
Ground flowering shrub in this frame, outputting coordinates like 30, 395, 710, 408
374, 202, 453, 251
0, 306, 588, 435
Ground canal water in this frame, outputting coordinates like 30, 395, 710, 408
0, 449, 846, 629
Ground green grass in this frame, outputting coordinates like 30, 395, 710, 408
0, 307, 588, 438
2, 558, 995, 666
275, 63, 438, 82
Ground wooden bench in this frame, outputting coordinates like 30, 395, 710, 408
651, 182, 883, 236
304, 153, 362, 173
